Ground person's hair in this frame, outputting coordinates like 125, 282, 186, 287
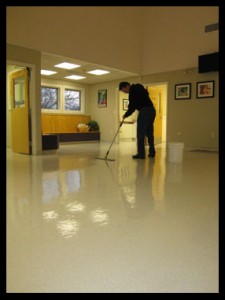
119, 82, 130, 90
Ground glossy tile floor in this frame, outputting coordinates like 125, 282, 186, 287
6, 141, 218, 293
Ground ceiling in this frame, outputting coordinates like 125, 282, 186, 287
41, 52, 139, 85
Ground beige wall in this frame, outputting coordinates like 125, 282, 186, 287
6, 6, 218, 75
6, 6, 142, 74
140, 6, 219, 74
89, 81, 120, 142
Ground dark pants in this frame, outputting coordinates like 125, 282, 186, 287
137, 106, 156, 156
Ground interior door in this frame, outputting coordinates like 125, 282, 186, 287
10, 68, 31, 154
147, 86, 162, 144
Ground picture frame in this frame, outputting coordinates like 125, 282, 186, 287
175, 83, 191, 100
123, 99, 129, 111
98, 89, 107, 107
196, 80, 215, 98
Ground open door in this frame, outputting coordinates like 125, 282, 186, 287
10, 68, 31, 154
147, 86, 162, 145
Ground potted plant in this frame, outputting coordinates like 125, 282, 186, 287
87, 120, 99, 131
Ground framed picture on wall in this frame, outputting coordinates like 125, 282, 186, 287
175, 83, 191, 100
123, 99, 129, 110
98, 89, 107, 107
196, 81, 214, 98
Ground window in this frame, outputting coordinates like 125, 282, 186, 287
64, 89, 81, 111
41, 84, 85, 114
41, 86, 59, 110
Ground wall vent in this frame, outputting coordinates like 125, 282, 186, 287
205, 23, 219, 33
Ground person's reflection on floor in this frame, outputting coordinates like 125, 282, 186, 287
121, 159, 155, 219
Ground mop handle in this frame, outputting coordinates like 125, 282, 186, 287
105, 119, 124, 158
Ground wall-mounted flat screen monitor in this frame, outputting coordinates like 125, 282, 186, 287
198, 52, 219, 73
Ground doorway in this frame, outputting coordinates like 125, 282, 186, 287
146, 83, 167, 145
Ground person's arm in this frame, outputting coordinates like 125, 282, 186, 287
123, 87, 136, 118
123, 105, 135, 119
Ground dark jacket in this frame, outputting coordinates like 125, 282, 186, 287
124, 84, 154, 118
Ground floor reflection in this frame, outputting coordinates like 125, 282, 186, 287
119, 159, 155, 219
6, 142, 218, 293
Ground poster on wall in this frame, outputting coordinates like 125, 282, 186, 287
196, 81, 214, 98
175, 83, 191, 100
98, 89, 107, 107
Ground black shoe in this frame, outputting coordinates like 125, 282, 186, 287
148, 153, 155, 158
132, 154, 145, 159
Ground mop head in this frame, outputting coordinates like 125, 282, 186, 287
95, 120, 124, 162
96, 156, 115, 161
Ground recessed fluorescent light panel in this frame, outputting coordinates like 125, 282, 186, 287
41, 70, 57, 75
64, 75, 86, 80
87, 69, 110, 75
54, 62, 81, 69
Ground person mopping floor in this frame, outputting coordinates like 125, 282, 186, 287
119, 82, 156, 159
